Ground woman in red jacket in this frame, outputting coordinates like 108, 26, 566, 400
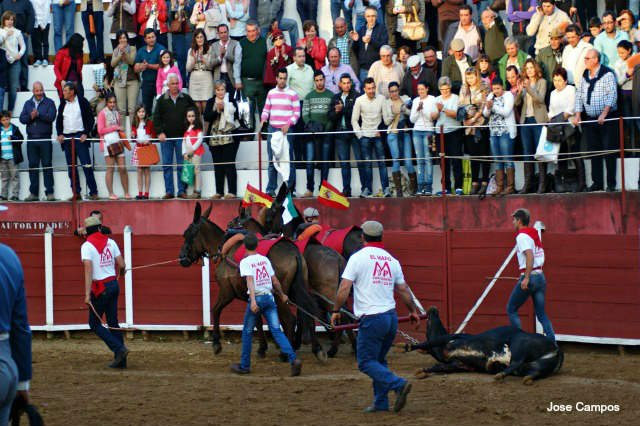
264, 29, 293, 89
137, 0, 169, 49
54, 34, 85, 99
296, 20, 326, 71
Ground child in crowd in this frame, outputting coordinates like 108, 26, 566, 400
156, 50, 182, 96
0, 110, 23, 201
477, 54, 496, 85
130, 105, 156, 199
90, 62, 115, 114
30, 0, 50, 66
182, 107, 204, 199
614, 39, 635, 151
588, 17, 602, 42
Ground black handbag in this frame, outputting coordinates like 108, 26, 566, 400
554, 168, 579, 193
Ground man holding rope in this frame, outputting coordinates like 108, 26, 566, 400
331, 220, 420, 413
81, 215, 129, 368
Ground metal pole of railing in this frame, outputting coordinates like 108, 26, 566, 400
618, 116, 626, 217
71, 137, 78, 231
439, 126, 445, 196
258, 131, 263, 192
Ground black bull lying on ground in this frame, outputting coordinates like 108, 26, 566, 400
405, 307, 563, 385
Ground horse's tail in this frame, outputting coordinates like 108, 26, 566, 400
290, 251, 322, 335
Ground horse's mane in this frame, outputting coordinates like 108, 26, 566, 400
256, 207, 267, 228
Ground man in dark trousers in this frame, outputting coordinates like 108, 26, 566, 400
331, 220, 420, 413
55, 82, 98, 200
19, 81, 57, 201
352, 6, 388, 84
81, 215, 129, 368
153, 73, 198, 199
0, 237, 32, 425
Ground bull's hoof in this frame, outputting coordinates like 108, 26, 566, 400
414, 368, 429, 379
522, 376, 534, 386
212, 342, 222, 355
279, 352, 289, 362
314, 349, 328, 364
327, 347, 338, 358
493, 372, 506, 381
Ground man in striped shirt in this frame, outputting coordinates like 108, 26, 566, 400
260, 68, 301, 197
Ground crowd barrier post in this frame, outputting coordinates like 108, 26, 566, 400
258, 131, 263, 192
201, 257, 211, 338
44, 227, 54, 328
439, 126, 445, 196
124, 225, 134, 333
618, 117, 626, 217
71, 137, 78, 231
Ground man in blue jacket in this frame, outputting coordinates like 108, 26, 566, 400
352, 6, 388, 84
55, 82, 98, 200
0, 48, 7, 112
19, 82, 57, 201
0, 241, 32, 426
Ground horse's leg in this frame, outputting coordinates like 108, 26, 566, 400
277, 300, 296, 362
255, 315, 268, 358
211, 287, 235, 355
327, 329, 340, 358
309, 319, 327, 363
347, 329, 357, 357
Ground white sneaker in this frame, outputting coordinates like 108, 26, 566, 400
34, 60, 42, 66
42, 59, 49, 66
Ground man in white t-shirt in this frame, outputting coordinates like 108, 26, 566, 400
506, 209, 556, 343
80, 215, 129, 368
331, 221, 420, 413
230, 233, 302, 376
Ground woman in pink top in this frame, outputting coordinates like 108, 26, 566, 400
182, 108, 205, 198
296, 20, 326, 70
98, 94, 131, 200
156, 50, 183, 96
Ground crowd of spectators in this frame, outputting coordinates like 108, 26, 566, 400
0, 0, 639, 200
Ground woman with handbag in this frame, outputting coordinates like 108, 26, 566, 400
548, 67, 584, 192
385, 0, 421, 51
98, 94, 131, 200
131, 105, 157, 199
204, 80, 240, 199
459, 66, 492, 196
169, 0, 193, 86
187, 29, 214, 117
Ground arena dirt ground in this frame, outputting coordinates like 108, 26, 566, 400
27, 333, 640, 426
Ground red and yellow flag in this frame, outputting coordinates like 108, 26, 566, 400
317, 180, 350, 210
242, 184, 273, 208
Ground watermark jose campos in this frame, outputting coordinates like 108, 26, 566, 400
547, 401, 620, 413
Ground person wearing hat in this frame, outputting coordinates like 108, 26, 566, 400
442, 38, 472, 94
0, 206, 32, 424
293, 207, 321, 239
507, 209, 556, 344
331, 220, 420, 413
81, 214, 129, 368
264, 29, 294, 89
400, 54, 437, 99
537, 27, 565, 88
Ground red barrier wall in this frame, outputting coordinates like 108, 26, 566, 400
2, 231, 639, 339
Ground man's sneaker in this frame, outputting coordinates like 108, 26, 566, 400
46, 194, 56, 201
393, 382, 412, 412
290, 359, 302, 376
162, 193, 174, 200
266, 191, 276, 198
34, 60, 42, 66
42, 59, 49, 66
363, 406, 389, 413
290, 191, 299, 198
9, 196, 19, 201
302, 190, 313, 198
435, 189, 450, 196
383, 187, 392, 197
24, 194, 39, 202
359, 188, 372, 198
455, 188, 463, 195
230, 363, 250, 374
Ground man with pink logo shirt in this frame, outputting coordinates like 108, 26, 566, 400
260, 67, 301, 197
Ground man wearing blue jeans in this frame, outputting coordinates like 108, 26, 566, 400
231, 233, 302, 376
134, 29, 164, 119
52, 0, 75, 52
332, 220, 419, 413
506, 208, 556, 344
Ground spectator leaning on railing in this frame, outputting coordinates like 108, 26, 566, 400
19, 82, 57, 202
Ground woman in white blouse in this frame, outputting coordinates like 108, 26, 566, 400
548, 67, 584, 192
409, 81, 438, 195
0, 11, 26, 114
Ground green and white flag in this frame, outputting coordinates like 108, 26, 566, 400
282, 192, 298, 224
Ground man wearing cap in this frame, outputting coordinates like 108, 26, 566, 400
74, 210, 112, 237
0, 238, 32, 425
442, 38, 472, 94
81, 215, 129, 368
294, 207, 321, 239
400, 55, 437, 99
331, 220, 420, 413
537, 27, 565, 87
507, 209, 555, 343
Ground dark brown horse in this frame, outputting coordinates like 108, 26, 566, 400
179, 202, 327, 361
